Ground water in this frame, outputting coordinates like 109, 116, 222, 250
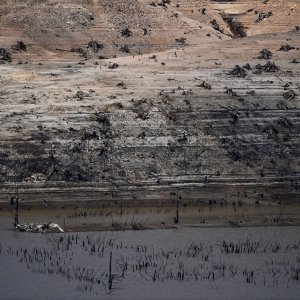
0, 226, 300, 300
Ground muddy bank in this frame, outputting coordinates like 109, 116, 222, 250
2, 202, 300, 233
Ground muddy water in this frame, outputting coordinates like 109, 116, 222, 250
0, 223, 299, 300
1, 203, 299, 230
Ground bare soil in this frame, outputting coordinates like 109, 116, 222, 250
0, 1, 299, 209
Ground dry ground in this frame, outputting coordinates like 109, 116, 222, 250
0, 0, 299, 209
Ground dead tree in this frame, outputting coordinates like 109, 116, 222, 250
10, 196, 20, 227
108, 251, 113, 292
173, 194, 180, 224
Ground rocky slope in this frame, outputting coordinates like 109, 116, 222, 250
0, 0, 299, 207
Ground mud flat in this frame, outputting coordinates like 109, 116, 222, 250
1, 201, 300, 233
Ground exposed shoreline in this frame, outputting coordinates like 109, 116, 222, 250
2, 202, 300, 233
61, 222, 300, 233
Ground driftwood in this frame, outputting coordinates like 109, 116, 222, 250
197, 81, 211, 90
120, 45, 130, 53
229, 65, 247, 78
256, 11, 272, 22
16, 222, 64, 233
11, 41, 27, 52
255, 61, 280, 73
108, 63, 119, 69
121, 28, 132, 37
221, 13, 246, 38
175, 37, 186, 45
283, 90, 296, 100
279, 44, 295, 52
88, 40, 104, 52
258, 49, 272, 59
290, 58, 300, 64
210, 19, 224, 33
157, 0, 171, 8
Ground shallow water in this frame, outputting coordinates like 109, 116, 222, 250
0, 225, 300, 300
1, 203, 298, 230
